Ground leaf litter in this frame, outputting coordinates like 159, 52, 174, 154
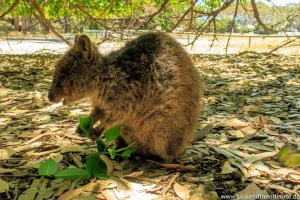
0, 52, 299, 199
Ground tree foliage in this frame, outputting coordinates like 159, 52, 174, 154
0, 0, 299, 44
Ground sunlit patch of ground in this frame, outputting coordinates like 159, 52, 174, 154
0, 52, 299, 199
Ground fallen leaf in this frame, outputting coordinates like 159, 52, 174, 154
223, 118, 249, 129
235, 183, 268, 200
0, 178, 9, 193
124, 171, 144, 178
269, 116, 282, 124
195, 122, 215, 140
0, 167, 17, 173
220, 160, 236, 174
174, 183, 190, 200
0, 148, 17, 159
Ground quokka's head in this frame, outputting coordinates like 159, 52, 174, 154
48, 34, 96, 105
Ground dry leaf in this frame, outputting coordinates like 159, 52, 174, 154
100, 155, 114, 174
0, 167, 17, 174
220, 160, 236, 174
269, 116, 282, 124
174, 183, 190, 200
223, 118, 249, 129
124, 171, 144, 178
0, 178, 9, 193
235, 183, 268, 200
0, 148, 17, 159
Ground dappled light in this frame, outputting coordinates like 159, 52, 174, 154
0, 0, 299, 199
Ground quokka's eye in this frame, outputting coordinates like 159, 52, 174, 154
59, 75, 66, 82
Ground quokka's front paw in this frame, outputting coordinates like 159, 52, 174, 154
75, 125, 96, 139
89, 126, 105, 140
75, 124, 104, 140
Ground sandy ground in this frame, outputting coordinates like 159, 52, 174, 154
0, 34, 299, 55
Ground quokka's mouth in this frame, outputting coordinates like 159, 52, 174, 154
62, 98, 68, 105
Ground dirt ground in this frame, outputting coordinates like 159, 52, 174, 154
0, 52, 299, 200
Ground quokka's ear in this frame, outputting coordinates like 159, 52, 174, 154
74, 34, 92, 61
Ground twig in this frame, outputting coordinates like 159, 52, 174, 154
210, 0, 219, 50
162, 172, 180, 195
225, 0, 239, 56
21, 132, 57, 145
188, 0, 235, 46
71, 3, 108, 30
186, 0, 194, 32
146, 186, 164, 194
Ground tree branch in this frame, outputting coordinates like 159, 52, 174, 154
0, 0, 20, 19
225, 0, 239, 56
251, 0, 277, 34
145, 0, 169, 25
188, 0, 235, 46
168, 0, 198, 32
27, 0, 71, 46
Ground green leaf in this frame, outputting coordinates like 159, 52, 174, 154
283, 153, 300, 167
120, 148, 133, 159
104, 125, 122, 142
108, 148, 116, 159
86, 153, 107, 179
278, 143, 297, 163
54, 168, 90, 181
79, 116, 93, 137
115, 142, 136, 153
96, 138, 106, 153
38, 158, 59, 176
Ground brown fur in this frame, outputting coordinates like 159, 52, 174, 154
48, 32, 204, 162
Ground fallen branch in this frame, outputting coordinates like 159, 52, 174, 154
269, 38, 297, 53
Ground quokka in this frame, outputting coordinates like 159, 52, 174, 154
48, 32, 203, 162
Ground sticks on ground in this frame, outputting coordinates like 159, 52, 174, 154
162, 172, 180, 195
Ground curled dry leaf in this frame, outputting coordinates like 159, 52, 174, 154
100, 155, 114, 174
